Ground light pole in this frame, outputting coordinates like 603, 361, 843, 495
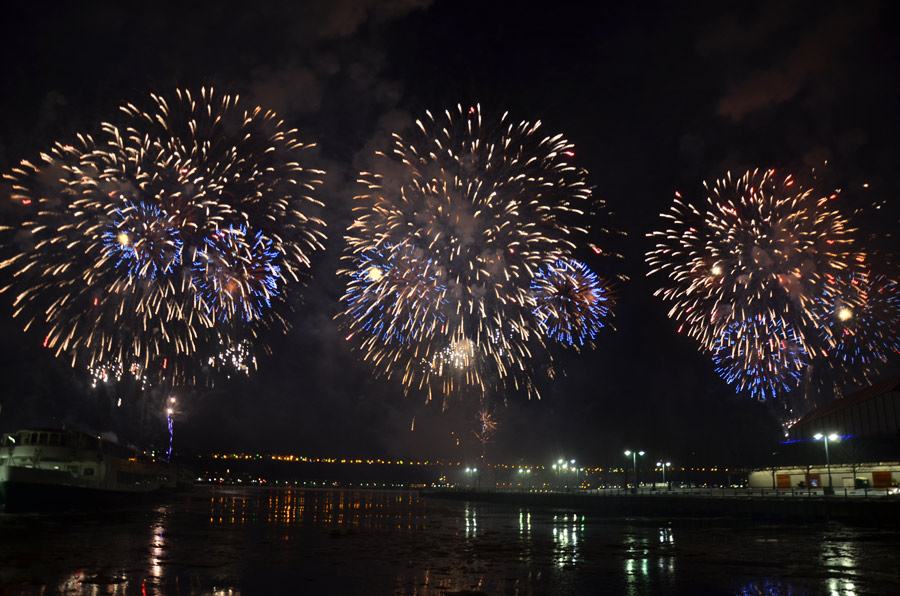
465, 467, 478, 489
657, 461, 671, 490
624, 450, 644, 493
813, 433, 840, 495
570, 459, 577, 491
517, 467, 531, 488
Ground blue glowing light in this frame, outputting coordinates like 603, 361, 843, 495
531, 259, 612, 347
343, 244, 447, 345
712, 315, 807, 401
103, 201, 182, 279
192, 226, 281, 322
817, 273, 900, 367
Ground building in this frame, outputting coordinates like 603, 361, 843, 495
746, 373, 900, 490
788, 372, 900, 442
747, 463, 899, 490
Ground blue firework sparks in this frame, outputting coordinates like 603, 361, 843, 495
800, 272, 900, 401
712, 316, 807, 401
343, 244, 447, 346
103, 201, 183, 279
647, 169, 865, 359
820, 273, 900, 365
193, 226, 281, 323
531, 259, 612, 348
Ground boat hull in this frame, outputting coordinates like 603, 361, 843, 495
0, 478, 171, 512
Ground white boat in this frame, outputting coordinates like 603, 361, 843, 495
0, 428, 185, 511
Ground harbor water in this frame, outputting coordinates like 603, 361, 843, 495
1, 485, 898, 595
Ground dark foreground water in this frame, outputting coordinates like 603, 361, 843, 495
1, 486, 898, 596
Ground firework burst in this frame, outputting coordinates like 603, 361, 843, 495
207, 339, 257, 379
2, 87, 326, 386
711, 316, 808, 401
647, 169, 869, 400
531, 258, 614, 349
796, 272, 900, 405
819, 273, 900, 366
340, 104, 614, 404
472, 405, 499, 460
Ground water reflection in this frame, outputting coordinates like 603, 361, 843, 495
149, 509, 166, 582
657, 525, 676, 577
736, 580, 799, 595
620, 523, 678, 594
206, 487, 428, 531
820, 529, 860, 596
464, 504, 477, 538
623, 528, 650, 590
1, 488, 898, 595
518, 508, 533, 564
551, 512, 583, 568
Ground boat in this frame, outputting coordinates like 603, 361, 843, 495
0, 428, 188, 512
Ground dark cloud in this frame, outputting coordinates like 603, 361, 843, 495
291, 0, 433, 41
249, 62, 325, 116
695, 3, 795, 55
712, 4, 877, 121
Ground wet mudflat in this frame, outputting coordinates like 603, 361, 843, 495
1, 485, 898, 595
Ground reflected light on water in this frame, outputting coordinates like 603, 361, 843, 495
737, 580, 796, 595
518, 509, 532, 538
828, 578, 857, 596
518, 509, 533, 565
822, 534, 859, 596
149, 521, 165, 580
623, 530, 651, 592
2, 488, 893, 596
58, 570, 129, 596
552, 513, 583, 568
464, 504, 477, 539
657, 526, 675, 576
206, 488, 428, 531
57, 570, 85, 594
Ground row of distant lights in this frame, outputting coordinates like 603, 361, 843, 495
196, 477, 414, 488
205, 454, 727, 473
210, 454, 465, 466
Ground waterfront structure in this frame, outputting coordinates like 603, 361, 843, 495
788, 372, 900, 441
747, 462, 900, 491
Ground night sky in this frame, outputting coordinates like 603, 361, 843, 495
0, 0, 898, 467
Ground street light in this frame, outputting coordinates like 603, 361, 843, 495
624, 450, 644, 493
517, 467, 531, 491
570, 459, 577, 490
656, 461, 671, 490
813, 433, 840, 495
553, 458, 570, 490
